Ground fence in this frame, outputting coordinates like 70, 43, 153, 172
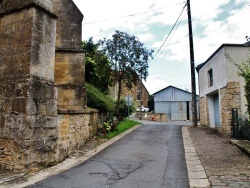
232, 109, 250, 141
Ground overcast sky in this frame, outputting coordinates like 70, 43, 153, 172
72, 0, 249, 94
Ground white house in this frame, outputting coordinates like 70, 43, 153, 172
196, 43, 249, 134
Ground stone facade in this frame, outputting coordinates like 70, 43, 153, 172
220, 82, 241, 133
110, 80, 149, 107
199, 82, 242, 134
199, 96, 209, 127
197, 43, 249, 136
0, 0, 99, 173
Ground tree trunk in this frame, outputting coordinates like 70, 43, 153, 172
115, 78, 122, 115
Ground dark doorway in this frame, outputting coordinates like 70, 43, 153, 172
186, 101, 190, 120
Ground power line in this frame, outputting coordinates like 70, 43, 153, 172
151, 3, 187, 60
149, 9, 185, 67
150, 74, 191, 87
82, 2, 186, 25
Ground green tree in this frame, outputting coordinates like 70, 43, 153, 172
82, 37, 112, 94
235, 59, 250, 117
98, 30, 154, 114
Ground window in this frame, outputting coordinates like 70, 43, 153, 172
137, 91, 141, 100
208, 69, 213, 87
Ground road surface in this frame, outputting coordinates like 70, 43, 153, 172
28, 121, 191, 188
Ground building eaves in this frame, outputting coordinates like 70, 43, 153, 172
153, 85, 198, 97
196, 43, 250, 73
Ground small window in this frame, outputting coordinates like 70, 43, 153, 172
208, 69, 213, 87
137, 91, 140, 100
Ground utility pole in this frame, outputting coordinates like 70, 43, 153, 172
139, 68, 143, 120
187, 0, 198, 126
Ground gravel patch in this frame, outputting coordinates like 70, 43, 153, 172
188, 126, 250, 176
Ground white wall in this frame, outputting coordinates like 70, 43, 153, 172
199, 45, 249, 115
224, 46, 248, 115
199, 48, 227, 98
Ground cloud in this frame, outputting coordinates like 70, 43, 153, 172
73, 0, 249, 95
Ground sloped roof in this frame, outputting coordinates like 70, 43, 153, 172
196, 43, 250, 72
153, 85, 198, 96
244, 41, 250, 46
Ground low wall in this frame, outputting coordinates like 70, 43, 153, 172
136, 112, 167, 122
0, 108, 101, 173
56, 108, 100, 164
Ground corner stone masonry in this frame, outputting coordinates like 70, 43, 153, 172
0, 0, 99, 173
199, 81, 242, 135
220, 81, 242, 133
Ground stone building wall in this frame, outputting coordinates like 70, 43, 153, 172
55, 52, 86, 110
199, 96, 209, 127
0, 2, 58, 172
110, 80, 149, 107
52, 0, 83, 49
0, 0, 99, 173
52, 0, 91, 160
198, 81, 242, 135
220, 82, 242, 134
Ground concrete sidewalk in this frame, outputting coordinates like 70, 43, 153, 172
182, 126, 210, 188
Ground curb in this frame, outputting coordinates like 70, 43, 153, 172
230, 139, 250, 157
182, 126, 210, 188
0, 125, 141, 188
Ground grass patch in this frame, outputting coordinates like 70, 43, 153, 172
103, 119, 142, 139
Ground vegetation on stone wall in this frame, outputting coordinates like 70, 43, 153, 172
235, 61, 250, 117
82, 37, 112, 95
226, 52, 250, 116
227, 50, 250, 140
86, 82, 115, 112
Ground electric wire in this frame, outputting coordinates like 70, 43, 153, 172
147, 74, 199, 93
151, 74, 191, 87
82, 2, 186, 25
151, 3, 187, 61
149, 8, 185, 67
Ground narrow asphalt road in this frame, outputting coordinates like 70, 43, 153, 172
28, 121, 190, 188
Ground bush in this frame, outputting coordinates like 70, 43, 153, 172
116, 99, 136, 120
98, 115, 118, 136
86, 83, 115, 112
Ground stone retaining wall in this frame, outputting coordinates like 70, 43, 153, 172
136, 112, 167, 122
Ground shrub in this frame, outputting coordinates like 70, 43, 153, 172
98, 115, 118, 136
116, 99, 136, 120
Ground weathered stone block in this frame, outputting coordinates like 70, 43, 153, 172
52, 0, 83, 49
0, 0, 100, 173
